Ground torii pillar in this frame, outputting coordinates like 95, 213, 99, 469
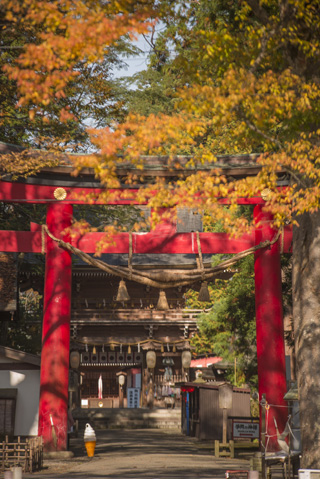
38, 203, 73, 451
254, 205, 288, 451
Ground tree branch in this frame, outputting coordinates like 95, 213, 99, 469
244, 0, 270, 25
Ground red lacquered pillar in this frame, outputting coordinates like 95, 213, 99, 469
38, 203, 73, 451
254, 205, 288, 452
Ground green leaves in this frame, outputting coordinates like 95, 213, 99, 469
191, 255, 257, 387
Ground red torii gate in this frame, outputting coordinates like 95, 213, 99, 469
0, 178, 292, 451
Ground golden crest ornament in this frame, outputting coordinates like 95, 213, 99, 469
53, 187, 67, 201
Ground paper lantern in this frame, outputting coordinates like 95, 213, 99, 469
70, 351, 80, 369
146, 350, 156, 369
182, 350, 192, 369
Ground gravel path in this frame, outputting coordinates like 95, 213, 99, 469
23, 429, 252, 479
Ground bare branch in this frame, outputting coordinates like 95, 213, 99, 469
249, 28, 275, 74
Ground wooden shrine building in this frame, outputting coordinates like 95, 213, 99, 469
0, 142, 293, 452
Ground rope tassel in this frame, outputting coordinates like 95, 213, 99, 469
198, 281, 210, 302
116, 280, 130, 302
157, 290, 169, 310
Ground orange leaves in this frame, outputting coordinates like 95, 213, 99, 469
2, 0, 155, 121
0, 151, 60, 179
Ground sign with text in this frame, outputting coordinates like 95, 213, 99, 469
127, 387, 140, 408
232, 420, 259, 439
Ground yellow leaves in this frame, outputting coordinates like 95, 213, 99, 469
2, 0, 154, 113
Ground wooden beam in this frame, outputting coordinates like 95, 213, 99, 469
0, 227, 292, 254
0, 180, 270, 205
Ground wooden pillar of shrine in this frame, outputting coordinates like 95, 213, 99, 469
254, 205, 288, 452
38, 203, 73, 451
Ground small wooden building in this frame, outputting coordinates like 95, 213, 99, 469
0, 346, 40, 436
180, 381, 251, 441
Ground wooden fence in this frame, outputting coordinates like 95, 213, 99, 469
0, 436, 43, 472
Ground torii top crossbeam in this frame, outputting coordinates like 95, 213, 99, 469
0, 142, 292, 254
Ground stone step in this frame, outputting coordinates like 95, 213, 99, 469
74, 407, 181, 431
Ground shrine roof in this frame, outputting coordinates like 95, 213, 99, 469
0, 141, 266, 183
0, 345, 41, 366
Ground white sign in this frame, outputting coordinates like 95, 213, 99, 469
81, 399, 88, 408
127, 388, 140, 408
233, 420, 259, 439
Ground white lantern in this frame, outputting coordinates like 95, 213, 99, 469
181, 350, 192, 369
118, 374, 126, 387
146, 350, 156, 369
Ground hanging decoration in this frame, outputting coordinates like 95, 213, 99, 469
198, 281, 210, 302
43, 226, 281, 289
76, 339, 191, 354
182, 350, 192, 369
70, 351, 80, 369
157, 290, 169, 310
146, 350, 156, 369
116, 280, 130, 302
98, 374, 103, 400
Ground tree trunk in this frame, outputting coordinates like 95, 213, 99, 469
293, 211, 320, 468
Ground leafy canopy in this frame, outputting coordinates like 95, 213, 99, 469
192, 255, 257, 388
74, 0, 320, 234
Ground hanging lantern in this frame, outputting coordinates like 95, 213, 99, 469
92, 346, 97, 355
173, 344, 176, 353
70, 351, 80, 369
157, 290, 169, 310
128, 345, 132, 354
198, 281, 210, 302
110, 343, 115, 351
182, 350, 192, 369
116, 280, 130, 302
146, 350, 157, 369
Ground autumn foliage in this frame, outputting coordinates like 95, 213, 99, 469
2, 0, 320, 467
2, 0, 154, 119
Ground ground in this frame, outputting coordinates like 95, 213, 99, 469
22, 429, 285, 479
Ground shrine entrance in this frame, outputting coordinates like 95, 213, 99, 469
0, 145, 292, 452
